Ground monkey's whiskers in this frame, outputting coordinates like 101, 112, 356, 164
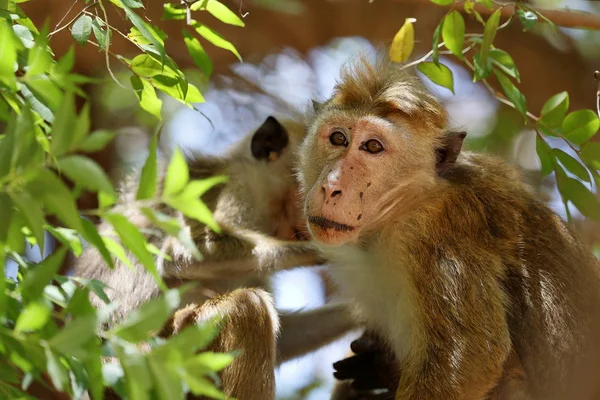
308, 216, 355, 232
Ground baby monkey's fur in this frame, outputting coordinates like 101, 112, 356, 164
295, 55, 600, 400
74, 117, 356, 400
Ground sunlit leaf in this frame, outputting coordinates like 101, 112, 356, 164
44, 345, 69, 392
0, 193, 12, 243
429, 0, 453, 5
112, 289, 181, 342
480, 8, 500, 69
46, 226, 84, 256
432, 21, 443, 65
15, 301, 51, 332
166, 196, 220, 233
122, 3, 165, 60
192, 22, 241, 61
130, 54, 166, 77
557, 175, 600, 220
539, 91, 569, 129
417, 61, 454, 93
137, 132, 159, 200
188, 352, 235, 372
131, 74, 163, 120
163, 3, 186, 20
389, 18, 416, 63
0, 19, 18, 90
182, 373, 227, 399
163, 148, 189, 196
148, 355, 184, 400
562, 110, 599, 144
551, 149, 590, 182
517, 9, 538, 31
102, 236, 134, 270
71, 15, 93, 46
493, 69, 527, 117
182, 29, 213, 77
49, 91, 76, 156
192, 0, 245, 27
81, 217, 115, 268
442, 11, 465, 60
581, 142, 600, 170
50, 314, 98, 357
104, 213, 166, 289
476, 0, 493, 8
489, 48, 520, 82
56, 155, 117, 196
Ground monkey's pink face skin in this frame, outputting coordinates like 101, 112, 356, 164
301, 115, 416, 246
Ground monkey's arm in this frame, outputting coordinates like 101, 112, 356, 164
164, 225, 324, 280
276, 302, 358, 364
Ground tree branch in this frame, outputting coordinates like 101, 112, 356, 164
399, 0, 600, 30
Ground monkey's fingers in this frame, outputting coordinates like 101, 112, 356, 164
333, 354, 379, 380
350, 335, 380, 354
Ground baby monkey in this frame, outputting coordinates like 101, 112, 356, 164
74, 116, 355, 400
295, 54, 600, 400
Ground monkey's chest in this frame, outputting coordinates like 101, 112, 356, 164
324, 247, 418, 360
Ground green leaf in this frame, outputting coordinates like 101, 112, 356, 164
0, 19, 17, 90
429, 0, 453, 5
480, 8, 501, 68
540, 91, 569, 129
27, 169, 83, 231
581, 142, 600, 170
476, 0, 493, 9
417, 62, 454, 93
130, 54, 166, 77
15, 301, 52, 332
536, 135, 553, 178
182, 29, 213, 77
27, 28, 53, 77
441, 11, 465, 60
148, 356, 184, 400
389, 18, 416, 64
432, 21, 443, 65
102, 236, 134, 270
20, 247, 68, 301
81, 217, 115, 268
49, 91, 76, 156
188, 352, 235, 372
122, 4, 165, 61
112, 288, 181, 342
517, 9, 538, 31
10, 191, 45, 254
44, 345, 70, 392
78, 129, 116, 153
182, 374, 227, 399
162, 3, 186, 20
131, 74, 163, 120
192, 22, 241, 61
0, 193, 12, 243
56, 155, 116, 197
56, 45, 75, 73
551, 149, 590, 182
165, 196, 220, 233
46, 226, 84, 257
489, 48, 520, 82
71, 15, 93, 46
562, 110, 599, 145
557, 175, 600, 220
104, 213, 166, 289
163, 148, 189, 196
493, 69, 527, 117
137, 132, 159, 200
50, 314, 98, 357
92, 17, 110, 50
201, 0, 245, 27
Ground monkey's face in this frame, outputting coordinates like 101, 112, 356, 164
298, 113, 435, 246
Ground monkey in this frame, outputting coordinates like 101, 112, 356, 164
294, 53, 600, 400
73, 115, 357, 400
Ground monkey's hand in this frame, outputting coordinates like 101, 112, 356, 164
333, 334, 398, 398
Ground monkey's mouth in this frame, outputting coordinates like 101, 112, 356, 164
308, 216, 355, 232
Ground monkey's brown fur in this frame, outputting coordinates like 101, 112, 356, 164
74, 117, 356, 400
296, 54, 600, 400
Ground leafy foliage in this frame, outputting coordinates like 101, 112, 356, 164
0, 0, 239, 398
394, 1, 600, 223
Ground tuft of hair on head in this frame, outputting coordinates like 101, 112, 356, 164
327, 50, 448, 135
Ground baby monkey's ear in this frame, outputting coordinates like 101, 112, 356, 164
435, 131, 467, 176
251, 116, 289, 162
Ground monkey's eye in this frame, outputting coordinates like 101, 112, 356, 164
361, 139, 384, 154
329, 131, 348, 147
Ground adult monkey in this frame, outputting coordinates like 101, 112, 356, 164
295, 54, 600, 400
75, 116, 356, 400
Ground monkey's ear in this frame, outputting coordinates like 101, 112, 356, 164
311, 100, 323, 113
435, 131, 467, 176
251, 116, 289, 162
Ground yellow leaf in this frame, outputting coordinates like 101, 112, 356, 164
389, 18, 416, 63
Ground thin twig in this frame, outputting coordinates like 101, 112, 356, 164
49, 1, 98, 37
52, 0, 80, 32
97, 0, 129, 89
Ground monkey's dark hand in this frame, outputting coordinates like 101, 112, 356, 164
333, 334, 398, 398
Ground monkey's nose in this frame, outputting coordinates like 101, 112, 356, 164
322, 185, 343, 199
